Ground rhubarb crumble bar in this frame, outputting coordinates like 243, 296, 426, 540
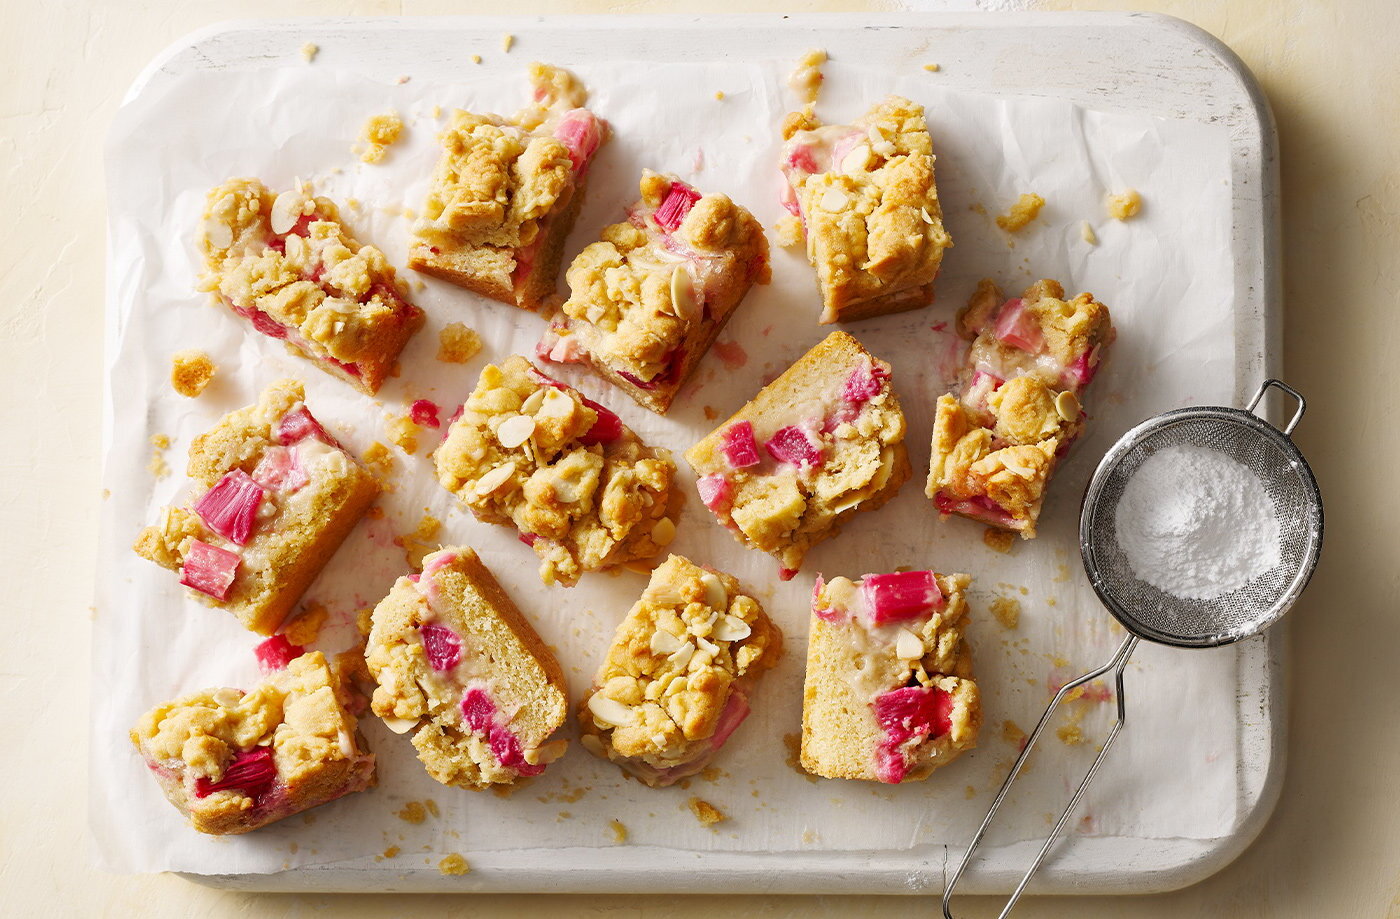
537, 170, 770, 414
779, 96, 952, 324
802, 570, 980, 783
199, 179, 424, 395
578, 555, 782, 787
435, 356, 680, 586
366, 547, 569, 789
134, 380, 380, 634
131, 651, 376, 835
409, 63, 608, 312
685, 331, 910, 579
926, 278, 1115, 538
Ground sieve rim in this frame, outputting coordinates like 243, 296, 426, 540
1079, 404, 1324, 648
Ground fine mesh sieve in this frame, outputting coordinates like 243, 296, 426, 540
943, 380, 1323, 919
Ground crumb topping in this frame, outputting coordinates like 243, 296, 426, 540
996, 193, 1045, 232
1107, 188, 1142, 220
171, 350, 216, 397
688, 797, 728, 826
437, 323, 483, 363
358, 112, 404, 164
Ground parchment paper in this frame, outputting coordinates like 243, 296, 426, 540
94, 55, 1243, 874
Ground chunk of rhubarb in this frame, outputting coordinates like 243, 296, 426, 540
1065, 348, 1099, 387
708, 688, 750, 751
420, 622, 462, 672
992, 298, 1043, 352
862, 571, 945, 624
274, 406, 333, 446
618, 347, 686, 391
654, 181, 702, 233
553, 109, 605, 174
528, 368, 623, 445
410, 399, 441, 428
245, 308, 288, 340
841, 360, 890, 404
194, 470, 265, 546
179, 540, 240, 601
696, 474, 732, 512
811, 573, 846, 623
194, 746, 277, 799
720, 421, 760, 469
784, 144, 820, 175
872, 685, 954, 784
254, 635, 305, 673
765, 425, 824, 468
461, 687, 545, 776
251, 445, 308, 493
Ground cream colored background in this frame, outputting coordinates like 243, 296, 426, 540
4, 0, 1395, 916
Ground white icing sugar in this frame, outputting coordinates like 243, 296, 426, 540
1114, 444, 1282, 600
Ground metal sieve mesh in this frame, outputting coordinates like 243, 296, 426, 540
1080, 405, 1323, 647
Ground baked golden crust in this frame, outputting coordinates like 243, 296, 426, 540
130, 651, 376, 835
685, 331, 910, 576
539, 170, 770, 414
198, 179, 423, 395
578, 555, 782, 786
366, 547, 569, 789
435, 356, 680, 586
779, 96, 952, 324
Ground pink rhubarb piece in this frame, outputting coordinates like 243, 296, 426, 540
653, 181, 702, 232
254, 635, 305, 673
862, 570, 945, 625
194, 469, 265, 546
872, 685, 954, 784
274, 406, 333, 446
251, 445, 308, 493
992, 298, 1044, 352
461, 687, 544, 776
420, 622, 463, 672
696, 473, 732, 512
194, 746, 277, 799
764, 425, 823, 468
179, 540, 241, 601
410, 399, 442, 428
720, 420, 760, 469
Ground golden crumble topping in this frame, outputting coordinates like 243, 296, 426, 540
171, 349, 216, 397
780, 96, 951, 323
437, 322, 483, 363
688, 797, 728, 827
579, 556, 782, 785
958, 278, 1115, 392
1107, 188, 1142, 220
435, 356, 679, 586
386, 414, 419, 454
995, 192, 1045, 232
357, 112, 404, 164
439, 853, 472, 875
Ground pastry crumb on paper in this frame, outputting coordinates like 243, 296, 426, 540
170, 349, 215, 397
1107, 188, 1142, 220
688, 797, 727, 827
437, 323, 482, 363
299, 42, 318, 63
1081, 220, 1098, 245
501, 33, 515, 53
996, 193, 1045, 232
438, 853, 471, 876
923, 62, 941, 72
788, 48, 826, 104
357, 112, 403, 164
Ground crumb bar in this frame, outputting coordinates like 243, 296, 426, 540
199, 179, 424, 395
684, 331, 910, 579
435, 355, 680, 586
366, 547, 569, 789
578, 555, 782, 787
134, 380, 380, 634
926, 278, 1115, 538
802, 570, 979, 783
779, 96, 952, 324
537, 170, 770, 414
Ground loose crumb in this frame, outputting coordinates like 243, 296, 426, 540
395, 75, 410, 85
437, 323, 483, 363
983, 528, 1016, 553
357, 112, 404, 165
775, 214, 804, 248
409, 277, 425, 293
356, 607, 374, 636
397, 801, 428, 824
687, 797, 727, 827
425, 799, 440, 818
714, 91, 725, 101
398, 514, 442, 569
703, 405, 718, 421
965, 784, 978, 800
990, 595, 1022, 630
438, 853, 471, 876
471, 54, 482, 64
284, 601, 329, 646
1057, 722, 1085, 745
788, 48, 827, 104
501, 33, 514, 53
1107, 189, 1142, 220
1002, 720, 1027, 747
382, 845, 400, 859
801, 829, 819, 844
923, 63, 941, 72
609, 819, 628, 843
430, 104, 442, 119
300, 42, 319, 63
170, 350, 216, 397
148, 435, 170, 478
363, 441, 395, 478
1081, 221, 1098, 245
996, 193, 1045, 232
386, 415, 419, 454
151, 434, 170, 450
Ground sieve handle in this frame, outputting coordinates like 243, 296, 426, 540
942, 633, 1139, 919
1247, 379, 1306, 436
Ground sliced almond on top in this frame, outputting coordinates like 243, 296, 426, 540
895, 628, 924, 660
270, 189, 309, 235
667, 641, 695, 669
712, 614, 752, 642
381, 714, 419, 735
587, 693, 636, 728
473, 462, 517, 496
496, 414, 536, 449
202, 217, 234, 250
670, 264, 697, 322
699, 572, 728, 611
840, 144, 873, 175
819, 187, 849, 212
535, 388, 575, 420
650, 630, 685, 655
1055, 390, 1081, 422
520, 388, 546, 416
651, 516, 677, 546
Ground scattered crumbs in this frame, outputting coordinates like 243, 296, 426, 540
397, 801, 428, 824
357, 112, 404, 165
996, 193, 1045, 232
801, 829, 819, 844
923, 62, 941, 72
501, 33, 515, 53
1081, 221, 1098, 245
559, 785, 588, 804
346, 197, 362, 211
1107, 189, 1142, 221
438, 853, 471, 876
965, 784, 978, 800
492, 783, 520, 799
300, 42, 319, 63
424, 799, 440, 818
713, 340, 748, 369
437, 322, 483, 363
990, 595, 1022, 630
430, 104, 442, 119
1057, 719, 1085, 746
303, 813, 318, 826
1047, 597, 1058, 607
102, 488, 111, 500
170, 349, 216, 397
284, 601, 330, 646
609, 819, 628, 843
557, 811, 573, 820
471, 53, 483, 65
788, 48, 827, 104
714, 90, 726, 101
775, 214, 804, 248
151, 433, 171, 450
382, 845, 401, 859
969, 202, 987, 216
687, 797, 727, 827
692, 147, 706, 173
289, 841, 299, 854
386, 415, 419, 454
1002, 720, 1027, 748
703, 405, 719, 421
1053, 564, 1070, 583
397, 514, 442, 569
148, 436, 170, 478
400, 206, 417, 220
782, 732, 817, 783
409, 277, 425, 293
700, 766, 725, 783
983, 528, 1016, 554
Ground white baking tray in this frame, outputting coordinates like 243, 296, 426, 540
102, 12, 1283, 895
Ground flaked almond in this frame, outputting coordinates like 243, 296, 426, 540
695, 636, 720, 657
819, 187, 849, 212
1004, 458, 1037, 478
667, 641, 695, 669
651, 516, 677, 546
895, 628, 924, 660
270, 189, 309, 235
587, 693, 636, 728
212, 687, 242, 707
496, 414, 536, 449
580, 733, 606, 756
536, 388, 575, 420
670, 264, 697, 321
381, 714, 419, 734
203, 217, 234, 250
699, 572, 728, 611
473, 462, 517, 496
650, 630, 685, 655
525, 738, 569, 766
337, 729, 356, 758
712, 614, 751, 642
283, 232, 308, 262
920, 207, 935, 225
1055, 390, 1081, 422
840, 144, 873, 174
520, 388, 545, 415
823, 575, 858, 611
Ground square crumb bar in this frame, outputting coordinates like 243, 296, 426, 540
578, 555, 782, 787
802, 570, 980, 783
779, 96, 952, 324
537, 170, 770, 414
366, 547, 569, 789
409, 63, 608, 312
684, 331, 911, 580
435, 355, 680, 586
131, 651, 375, 835
926, 278, 1116, 538
134, 380, 380, 635
199, 178, 424, 395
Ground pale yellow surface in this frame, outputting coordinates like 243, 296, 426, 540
3, 1, 1395, 916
